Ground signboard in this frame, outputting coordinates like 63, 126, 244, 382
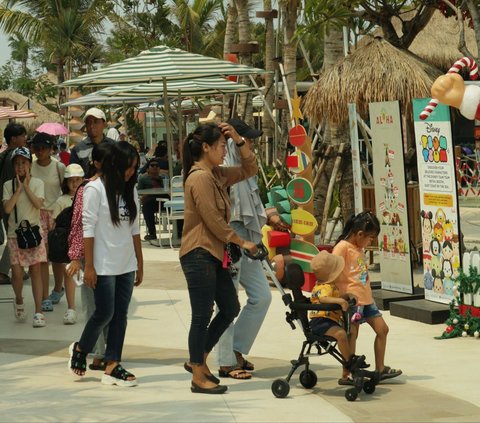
413, 99, 460, 304
286, 177, 313, 205
348, 104, 363, 215
369, 101, 414, 294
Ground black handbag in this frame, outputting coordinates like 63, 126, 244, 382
12, 179, 42, 250
226, 242, 242, 264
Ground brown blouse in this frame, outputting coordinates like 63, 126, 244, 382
179, 152, 258, 262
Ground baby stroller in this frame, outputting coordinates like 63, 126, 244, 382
244, 244, 380, 402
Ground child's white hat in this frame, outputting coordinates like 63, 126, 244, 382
64, 163, 84, 178
311, 250, 345, 283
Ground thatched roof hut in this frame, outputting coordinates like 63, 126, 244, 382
303, 37, 442, 125
0, 90, 61, 135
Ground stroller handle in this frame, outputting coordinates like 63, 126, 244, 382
244, 242, 269, 261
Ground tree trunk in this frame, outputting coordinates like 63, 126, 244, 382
223, 0, 237, 119
314, 28, 353, 234
263, 0, 275, 166
234, 0, 253, 124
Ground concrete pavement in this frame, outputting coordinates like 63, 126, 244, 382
1, 241, 480, 422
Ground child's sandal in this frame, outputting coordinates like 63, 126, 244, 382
13, 302, 26, 322
102, 364, 138, 387
68, 342, 87, 377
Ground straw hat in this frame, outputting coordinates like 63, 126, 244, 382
310, 250, 345, 284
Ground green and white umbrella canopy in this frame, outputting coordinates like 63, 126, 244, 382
61, 45, 266, 87
61, 77, 256, 107
100, 77, 256, 97
61, 92, 152, 107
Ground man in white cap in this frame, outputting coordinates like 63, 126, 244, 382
70, 107, 115, 174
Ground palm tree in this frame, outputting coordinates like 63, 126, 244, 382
171, 0, 223, 55
8, 32, 30, 75
0, 0, 110, 99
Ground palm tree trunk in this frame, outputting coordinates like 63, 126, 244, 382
263, 0, 275, 165
223, 0, 238, 119
314, 28, 353, 233
234, 0, 253, 123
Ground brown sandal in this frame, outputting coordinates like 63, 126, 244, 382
218, 367, 252, 379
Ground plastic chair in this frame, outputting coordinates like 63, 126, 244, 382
161, 175, 184, 248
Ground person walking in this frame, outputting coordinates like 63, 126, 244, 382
30, 132, 65, 313
2, 147, 46, 327
0, 123, 28, 284
216, 118, 288, 379
70, 108, 115, 175
179, 122, 258, 395
68, 141, 143, 387
66, 143, 113, 371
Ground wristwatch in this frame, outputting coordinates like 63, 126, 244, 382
236, 137, 246, 147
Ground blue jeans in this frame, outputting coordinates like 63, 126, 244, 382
78, 272, 135, 362
180, 248, 240, 364
216, 222, 272, 367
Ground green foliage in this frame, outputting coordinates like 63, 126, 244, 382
257, 165, 278, 205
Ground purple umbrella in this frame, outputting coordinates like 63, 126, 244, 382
36, 122, 69, 136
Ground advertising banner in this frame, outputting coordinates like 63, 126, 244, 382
413, 99, 460, 304
369, 101, 413, 293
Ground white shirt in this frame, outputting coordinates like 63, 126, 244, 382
52, 193, 73, 218
106, 127, 120, 141
3, 177, 45, 238
82, 178, 140, 275
31, 159, 65, 210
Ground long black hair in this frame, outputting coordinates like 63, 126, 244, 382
336, 211, 380, 245
182, 123, 223, 185
85, 143, 114, 179
101, 141, 139, 225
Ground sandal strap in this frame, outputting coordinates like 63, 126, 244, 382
70, 343, 87, 371
110, 364, 134, 381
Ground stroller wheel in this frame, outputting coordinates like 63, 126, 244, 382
345, 388, 358, 402
299, 370, 317, 389
363, 380, 376, 394
272, 379, 290, 398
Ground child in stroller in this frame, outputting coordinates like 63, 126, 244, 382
309, 250, 368, 386
244, 244, 379, 401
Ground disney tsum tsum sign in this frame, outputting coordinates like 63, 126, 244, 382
413, 98, 460, 305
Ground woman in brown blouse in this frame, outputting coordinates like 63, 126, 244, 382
179, 122, 258, 394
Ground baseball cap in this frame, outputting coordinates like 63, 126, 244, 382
227, 118, 263, 139
64, 163, 85, 178
31, 132, 54, 148
84, 107, 106, 121
11, 146, 32, 162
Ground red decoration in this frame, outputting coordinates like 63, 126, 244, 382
267, 231, 291, 248
445, 325, 454, 334
459, 304, 480, 317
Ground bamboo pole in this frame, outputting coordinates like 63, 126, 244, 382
320, 143, 345, 242
325, 206, 342, 244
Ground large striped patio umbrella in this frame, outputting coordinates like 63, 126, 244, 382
61, 45, 265, 87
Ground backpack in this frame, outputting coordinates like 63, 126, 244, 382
47, 182, 86, 263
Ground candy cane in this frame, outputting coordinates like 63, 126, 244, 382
419, 57, 479, 120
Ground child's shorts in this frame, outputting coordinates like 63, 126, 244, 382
351, 303, 382, 324
310, 317, 341, 336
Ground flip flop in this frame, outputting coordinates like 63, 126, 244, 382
380, 366, 402, 380
183, 362, 220, 384
218, 367, 252, 380
236, 354, 255, 371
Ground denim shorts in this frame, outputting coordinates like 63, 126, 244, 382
310, 317, 341, 336
353, 303, 382, 324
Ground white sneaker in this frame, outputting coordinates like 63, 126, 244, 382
63, 309, 77, 325
33, 313, 46, 328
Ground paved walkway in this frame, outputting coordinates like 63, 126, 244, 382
1, 241, 480, 422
